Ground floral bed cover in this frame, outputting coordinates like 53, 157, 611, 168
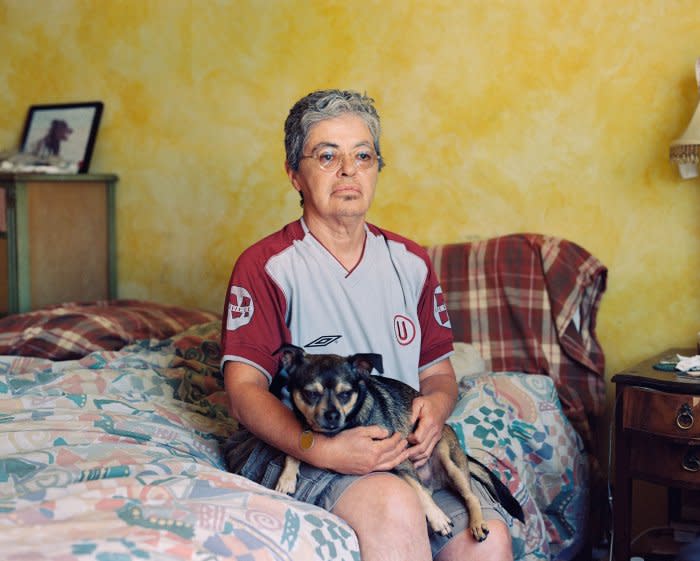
0, 321, 587, 561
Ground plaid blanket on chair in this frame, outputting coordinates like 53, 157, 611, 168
428, 234, 607, 450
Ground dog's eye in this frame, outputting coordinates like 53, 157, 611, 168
302, 390, 322, 404
337, 391, 353, 404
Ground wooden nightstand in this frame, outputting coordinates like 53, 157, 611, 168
612, 348, 700, 561
0, 173, 118, 314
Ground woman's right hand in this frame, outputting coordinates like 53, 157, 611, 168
316, 425, 410, 475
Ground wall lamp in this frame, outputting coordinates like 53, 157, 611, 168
670, 57, 700, 179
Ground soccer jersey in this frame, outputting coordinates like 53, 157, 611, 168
220, 218, 453, 390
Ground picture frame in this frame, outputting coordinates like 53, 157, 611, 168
20, 101, 104, 173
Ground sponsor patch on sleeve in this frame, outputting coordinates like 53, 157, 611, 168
227, 286, 254, 330
433, 286, 451, 328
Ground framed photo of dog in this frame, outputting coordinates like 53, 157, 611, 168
20, 101, 104, 173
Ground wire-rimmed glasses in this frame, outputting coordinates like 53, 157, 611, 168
300, 146, 380, 172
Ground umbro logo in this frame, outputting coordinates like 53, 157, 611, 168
305, 335, 342, 348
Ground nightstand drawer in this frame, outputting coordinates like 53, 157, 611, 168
613, 349, 700, 561
623, 387, 700, 439
629, 434, 700, 487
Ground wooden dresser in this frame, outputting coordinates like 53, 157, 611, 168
0, 173, 118, 315
612, 348, 700, 560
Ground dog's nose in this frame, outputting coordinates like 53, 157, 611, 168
324, 409, 340, 424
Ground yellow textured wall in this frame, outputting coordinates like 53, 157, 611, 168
1, 0, 699, 385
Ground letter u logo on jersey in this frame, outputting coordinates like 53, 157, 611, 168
393, 315, 416, 346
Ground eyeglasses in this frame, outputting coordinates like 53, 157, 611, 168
300, 146, 380, 172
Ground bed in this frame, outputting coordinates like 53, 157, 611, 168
0, 234, 607, 561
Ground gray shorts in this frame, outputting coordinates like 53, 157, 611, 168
223, 430, 512, 558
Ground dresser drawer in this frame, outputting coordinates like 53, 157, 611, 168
622, 386, 700, 439
628, 433, 700, 487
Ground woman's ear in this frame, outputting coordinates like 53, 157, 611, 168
285, 161, 302, 192
286, 162, 305, 207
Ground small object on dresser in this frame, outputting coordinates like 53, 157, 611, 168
19, 101, 103, 174
653, 353, 700, 376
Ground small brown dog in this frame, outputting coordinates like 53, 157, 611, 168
270, 345, 523, 541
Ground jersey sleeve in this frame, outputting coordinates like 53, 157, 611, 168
220, 241, 291, 382
415, 247, 454, 369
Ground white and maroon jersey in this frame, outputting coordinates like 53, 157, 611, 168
220, 219, 453, 390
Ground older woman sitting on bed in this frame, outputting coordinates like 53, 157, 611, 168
221, 89, 515, 561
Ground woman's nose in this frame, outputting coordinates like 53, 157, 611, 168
338, 153, 358, 175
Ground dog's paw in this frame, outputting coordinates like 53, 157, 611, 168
274, 474, 297, 495
470, 521, 490, 542
427, 509, 454, 536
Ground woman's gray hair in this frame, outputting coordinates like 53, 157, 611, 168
284, 89, 385, 172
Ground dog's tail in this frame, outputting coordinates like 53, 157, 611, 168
467, 454, 525, 523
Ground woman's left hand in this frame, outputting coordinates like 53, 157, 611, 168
407, 394, 445, 467
408, 361, 459, 468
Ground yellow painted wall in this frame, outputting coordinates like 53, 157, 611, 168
1, 0, 699, 386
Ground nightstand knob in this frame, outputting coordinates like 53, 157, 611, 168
681, 448, 699, 472
676, 403, 694, 430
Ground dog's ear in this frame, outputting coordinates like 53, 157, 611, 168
274, 344, 306, 372
349, 353, 383, 375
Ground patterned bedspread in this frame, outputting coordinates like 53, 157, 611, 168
0, 323, 359, 561
453, 373, 588, 560
0, 321, 587, 561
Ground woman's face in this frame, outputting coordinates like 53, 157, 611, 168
287, 114, 379, 223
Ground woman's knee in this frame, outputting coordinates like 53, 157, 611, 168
333, 474, 432, 561
483, 520, 513, 560
333, 473, 426, 528
436, 519, 513, 561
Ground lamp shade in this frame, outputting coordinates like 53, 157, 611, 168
670, 57, 700, 179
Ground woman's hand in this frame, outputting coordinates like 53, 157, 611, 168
407, 395, 445, 467
319, 425, 409, 475
408, 360, 459, 468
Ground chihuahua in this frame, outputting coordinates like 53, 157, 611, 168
270, 345, 523, 540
